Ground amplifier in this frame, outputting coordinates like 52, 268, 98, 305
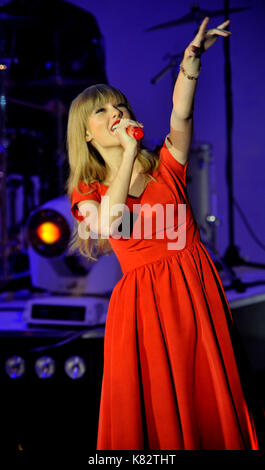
23, 295, 109, 327
229, 292, 265, 372
0, 328, 104, 456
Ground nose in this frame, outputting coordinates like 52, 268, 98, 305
112, 105, 123, 118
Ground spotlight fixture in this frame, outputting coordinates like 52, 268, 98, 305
27, 208, 70, 258
26, 196, 123, 294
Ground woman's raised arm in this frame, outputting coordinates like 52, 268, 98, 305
168, 17, 232, 165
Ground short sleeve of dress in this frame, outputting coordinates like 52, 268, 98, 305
158, 135, 189, 188
71, 181, 101, 222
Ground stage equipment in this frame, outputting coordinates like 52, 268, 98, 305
7, 172, 40, 234
0, 19, 21, 288
230, 292, 265, 373
5, 355, 26, 379
0, 326, 104, 453
145, 3, 250, 32
146, 2, 265, 292
1, 0, 108, 198
186, 142, 219, 253
23, 295, 109, 328
26, 195, 123, 295
0, 1, 108, 292
64, 355, 87, 380
34, 356, 56, 379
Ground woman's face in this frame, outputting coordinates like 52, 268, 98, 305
86, 101, 131, 148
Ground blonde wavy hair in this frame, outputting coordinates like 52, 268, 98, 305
66, 84, 160, 261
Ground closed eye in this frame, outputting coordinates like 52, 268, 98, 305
95, 104, 127, 114
116, 103, 128, 110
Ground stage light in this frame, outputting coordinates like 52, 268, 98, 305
26, 195, 123, 295
206, 214, 218, 224
64, 356, 86, 380
27, 208, 70, 258
5, 355, 25, 378
34, 356, 56, 379
36, 222, 61, 244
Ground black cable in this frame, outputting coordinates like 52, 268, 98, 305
233, 196, 265, 252
29, 325, 105, 353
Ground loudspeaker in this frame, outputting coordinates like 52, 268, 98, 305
229, 293, 265, 372
0, 330, 104, 456
229, 293, 265, 449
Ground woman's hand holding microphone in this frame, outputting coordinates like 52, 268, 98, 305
111, 118, 144, 159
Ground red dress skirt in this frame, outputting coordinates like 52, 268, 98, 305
71, 140, 259, 450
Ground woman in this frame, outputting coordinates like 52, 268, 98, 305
67, 17, 259, 450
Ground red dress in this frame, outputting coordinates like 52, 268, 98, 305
71, 140, 258, 450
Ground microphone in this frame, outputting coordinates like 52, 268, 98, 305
126, 126, 144, 141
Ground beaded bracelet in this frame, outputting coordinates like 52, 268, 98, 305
179, 61, 201, 80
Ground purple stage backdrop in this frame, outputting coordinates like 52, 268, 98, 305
69, 0, 265, 265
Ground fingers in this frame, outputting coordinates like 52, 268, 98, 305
197, 17, 231, 38
112, 119, 144, 141
215, 19, 231, 36
207, 27, 232, 37
116, 118, 144, 129
192, 17, 211, 47
188, 17, 232, 55
217, 19, 230, 29
112, 118, 142, 150
195, 17, 210, 40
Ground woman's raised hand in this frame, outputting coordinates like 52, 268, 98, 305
184, 17, 232, 59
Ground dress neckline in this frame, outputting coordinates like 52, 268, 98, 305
100, 183, 140, 199
100, 174, 153, 199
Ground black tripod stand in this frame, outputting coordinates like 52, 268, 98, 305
147, 2, 265, 293
222, 0, 265, 293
